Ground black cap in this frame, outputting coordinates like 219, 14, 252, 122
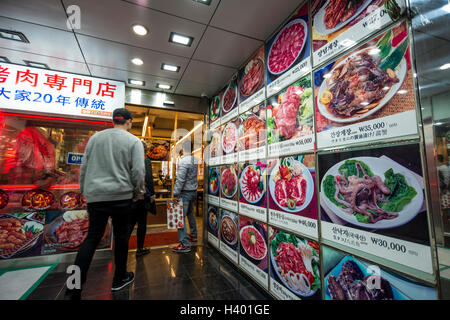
113, 108, 133, 121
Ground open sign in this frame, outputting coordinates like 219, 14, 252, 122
67, 152, 84, 165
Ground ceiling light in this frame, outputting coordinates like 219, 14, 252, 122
0, 56, 10, 63
397, 89, 408, 94
157, 83, 172, 90
163, 100, 175, 105
128, 79, 145, 86
131, 58, 144, 65
162, 63, 180, 72
24, 60, 49, 69
0, 29, 29, 43
132, 24, 148, 36
193, 0, 212, 5
169, 32, 193, 47
439, 63, 450, 70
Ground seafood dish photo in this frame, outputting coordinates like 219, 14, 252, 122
267, 19, 307, 75
270, 157, 314, 212
313, 0, 372, 35
60, 191, 81, 210
321, 157, 422, 228
239, 112, 266, 151
221, 122, 237, 154
22, 189, 54, 211
221, 167, 238, 199
220, 215, 237, 246
326, 258, 394, 300
240, 163, 265, 204
0, 189, 8, 210
270, 230, 320, 297
240, 58, 264, 97
267, 78, 313, 144
317, 29, 409, 122
0, 215, 43, 259
240, 225, 267, 260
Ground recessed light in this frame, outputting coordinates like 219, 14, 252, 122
169, 32, 193, 47
132, 24, 148, 36
0, 56, 10, 63
193, 0, 212, 5
163, 100, 175, 105
161, 63, 180, 72
157, 83, 172, 90
24, 60, 50, 69
439, 63, 450, 70
0, 29, 29, 43
131, 58, 144, 65
128, 79, 145, 86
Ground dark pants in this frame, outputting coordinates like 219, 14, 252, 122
128, 200, 148, 249
74, 199, 132, 286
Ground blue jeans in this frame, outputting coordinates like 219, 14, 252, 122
177, 191, 197, 247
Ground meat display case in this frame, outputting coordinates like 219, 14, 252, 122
0, 111, 113, 260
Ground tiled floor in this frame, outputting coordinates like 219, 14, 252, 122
25, 245, 273, 300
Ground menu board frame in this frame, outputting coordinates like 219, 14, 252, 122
204, 3, 438, 300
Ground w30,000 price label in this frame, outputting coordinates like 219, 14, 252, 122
321, 221, 433, 274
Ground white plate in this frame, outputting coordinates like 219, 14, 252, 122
267, 18, 308, 75
221, 122, 237, 154
239, 225, 267, 260
269, 160, 314, 213
270, 237, 319, 297
240, 165, 265, 204
320, 156, 423, 229
222, 84, 237, 113
313, 0, 372, 36
316, 47, 407, 123
221, 168, 238, 199
221, 215, 238, 246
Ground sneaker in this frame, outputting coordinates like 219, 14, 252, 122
63, 288, 81, 300
172, 243, 191, 253
111, 272, 134, 291
136, 248, 150, 257
188, 234, 197, 242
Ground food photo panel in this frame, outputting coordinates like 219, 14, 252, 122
209, 93, 221, 129
268, 226, 321, 300
220, 75, 239, 124
206, 126, 223, 166
219, 209, 239, 264
268, 154, 318, 239
311, 0, 406, 66
238, 46, 266, 113
207, 205, 220, 248
221, 117, 239, 164
239, 216, 268, 289
41, 210, 111, 255
0, 212, 44, 259
322, 245, 437, 300
314, 22, 418, 149
267, 73, 314, 157
318, 142, 433, 274
238, 103, 266, 162
238, 160, 267, 222
207, 167, 220, 207
220, 164, 239, 212
147, 140, 170, 161
265, 2, 311, 97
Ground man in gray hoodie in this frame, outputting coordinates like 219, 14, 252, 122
64, 108, 145, 299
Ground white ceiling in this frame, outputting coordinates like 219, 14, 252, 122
0, 0, 303, 98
